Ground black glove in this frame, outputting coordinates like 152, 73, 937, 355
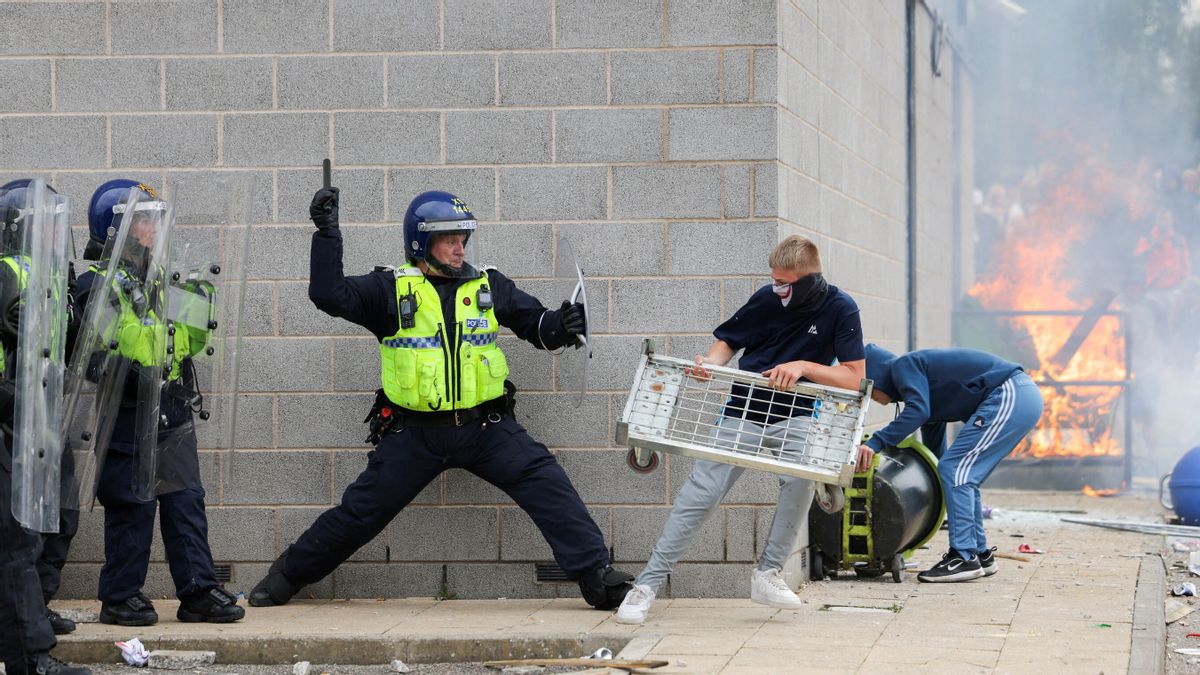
309, 186, 340, 230
558, 301, 586, 337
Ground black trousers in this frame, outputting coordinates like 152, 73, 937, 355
95, 451, 218, 603
0, 449, 55, 674
286, 414, 610, 585
38, 447, 79, 604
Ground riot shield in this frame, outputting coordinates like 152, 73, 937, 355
63, 186, 174, 509
164, 176, 253, 495
10, 180, 71, 532
554, 236, 591, 407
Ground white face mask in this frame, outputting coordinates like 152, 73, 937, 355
772, 282, 792, 307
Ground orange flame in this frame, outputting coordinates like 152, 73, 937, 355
1082, 484, 1120, 497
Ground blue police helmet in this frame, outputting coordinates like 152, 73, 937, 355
87, 179, 159, 246
0, 179, 60, 251
402, 191, 477, 264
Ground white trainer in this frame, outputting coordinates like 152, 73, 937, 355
750, 568, 804, 609
615, 583, 656, 625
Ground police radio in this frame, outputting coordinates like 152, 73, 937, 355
477, 285, 493, 312
399, 292, 417, 329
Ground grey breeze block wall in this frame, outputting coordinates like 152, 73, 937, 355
0, 0, 967, 600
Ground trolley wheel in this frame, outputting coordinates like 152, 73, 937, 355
809, 547, 824, 581
891, 553, 906, 583
626, 447, 659, 473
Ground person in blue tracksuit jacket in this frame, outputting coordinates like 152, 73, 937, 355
861, 344, 1044, 582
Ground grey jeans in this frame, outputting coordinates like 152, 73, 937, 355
635, 415, 815, 592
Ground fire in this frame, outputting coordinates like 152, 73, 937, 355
1081, 484, 1120, 498
967, 135, 1191, 459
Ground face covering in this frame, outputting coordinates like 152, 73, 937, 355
773, 273, 828, 313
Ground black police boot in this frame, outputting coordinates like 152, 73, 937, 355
99, 593, 158, 626
578, 565, 635, 610
248, 549, 301, 607
177, 585, 245, 623
27, 652, 92, 675
46, 608, 76, 635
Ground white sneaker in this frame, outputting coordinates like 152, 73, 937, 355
615, 583, 656, 625
750, 568, 804, 609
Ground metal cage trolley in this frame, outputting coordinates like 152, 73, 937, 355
617, 340, 872, 487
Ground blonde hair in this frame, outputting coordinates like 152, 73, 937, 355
768, 235, 822, 273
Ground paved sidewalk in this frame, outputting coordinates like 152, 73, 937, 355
55, 490, 1167, 674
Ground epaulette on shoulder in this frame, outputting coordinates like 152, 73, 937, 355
480, 264, 497, 273
372, 265, 395, 274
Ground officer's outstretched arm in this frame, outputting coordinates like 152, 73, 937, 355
486, 269, 574, 351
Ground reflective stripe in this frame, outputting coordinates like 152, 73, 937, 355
383, 335, 443, 349
461, 333, 496, 346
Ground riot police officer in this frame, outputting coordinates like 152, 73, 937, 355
249, 186, 632, 610
0, 179, 89, 675
75, 179, 243, 626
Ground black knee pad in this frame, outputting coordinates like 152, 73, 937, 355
578, 565, 634, 610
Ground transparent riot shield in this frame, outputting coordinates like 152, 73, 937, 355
63, 186, 174, 509
163, 176, 253, 496
554, 236, 591, 407
10, 180, 71, 532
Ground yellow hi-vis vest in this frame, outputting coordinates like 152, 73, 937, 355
380, 264, 508, 411
89, 264, 195, 381
0, 255, 30, 375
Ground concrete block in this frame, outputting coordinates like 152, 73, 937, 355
555, 108, 662, 163
610, 278, 721, 334
239, 337, 329, 392
668, 455, 781, 504
278, 56, 386, 110
112, 1, 217, 54
444, 563, 558, 599
444, 468, 509, 506
556, 333, 656, 393
391, 507, 499, 560
332, 111, 440, 166
164, 170, 274, 225
554, 222, 665, 277
278, 167, 386, 224
557, 0, 662, 48
0, 2, 105, 55
277, 283, 366, 337
444, 0, 552, 50
722, 278, 759, 317
498, 167, 605, 221
725, 165, 751, 218
148, 650, 216, 669
724, 49, 751, 103
513, 393, 609, 449
277, 392, 374, 448
499, 505, 611, 561
205, 508, 277, 560
223, 113, 328, 167
64, 507, 106, 563
612, 166, 720, 219
56, 58, 160, 112
754, 162, 778, 217
498, 336, 552, 392
725, 506, 757, 561
224, 450, 332, 504
389, 167, 496, 221
333, 0, 439, 52
669, 106, 776, 161
165, 57, 273, 111
505, 278, 609, 332
668, 0, 775, 47
112, 114, 217, 168
479, 222, 552, 278
665, 334, 719, 361
280, 507, 389, 562
557, 450, 665, 505
341, 225, 410, 275
330, 563, 443, 598
667, 562, 749, 597
611, 50, 718, 104
335, 448, 441, 507
667, 221, 777, 276
194, 393, 275, 449
0, 116, 106, 170
498, 52, 606, 106
223, 0, 328, 54
330, 337, 379, 392
389, 53, 495, 108
294, 661, 311, 675
611, 505, 724, 563
752, 48, 778, 103
445, 110, 551, 165
0, 59, 51, 112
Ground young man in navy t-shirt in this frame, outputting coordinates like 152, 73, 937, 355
616, 236, 870, 624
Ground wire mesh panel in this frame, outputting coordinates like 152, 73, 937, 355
616, 341, 873, 487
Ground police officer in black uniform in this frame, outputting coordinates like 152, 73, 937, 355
248, 185, 633, 610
